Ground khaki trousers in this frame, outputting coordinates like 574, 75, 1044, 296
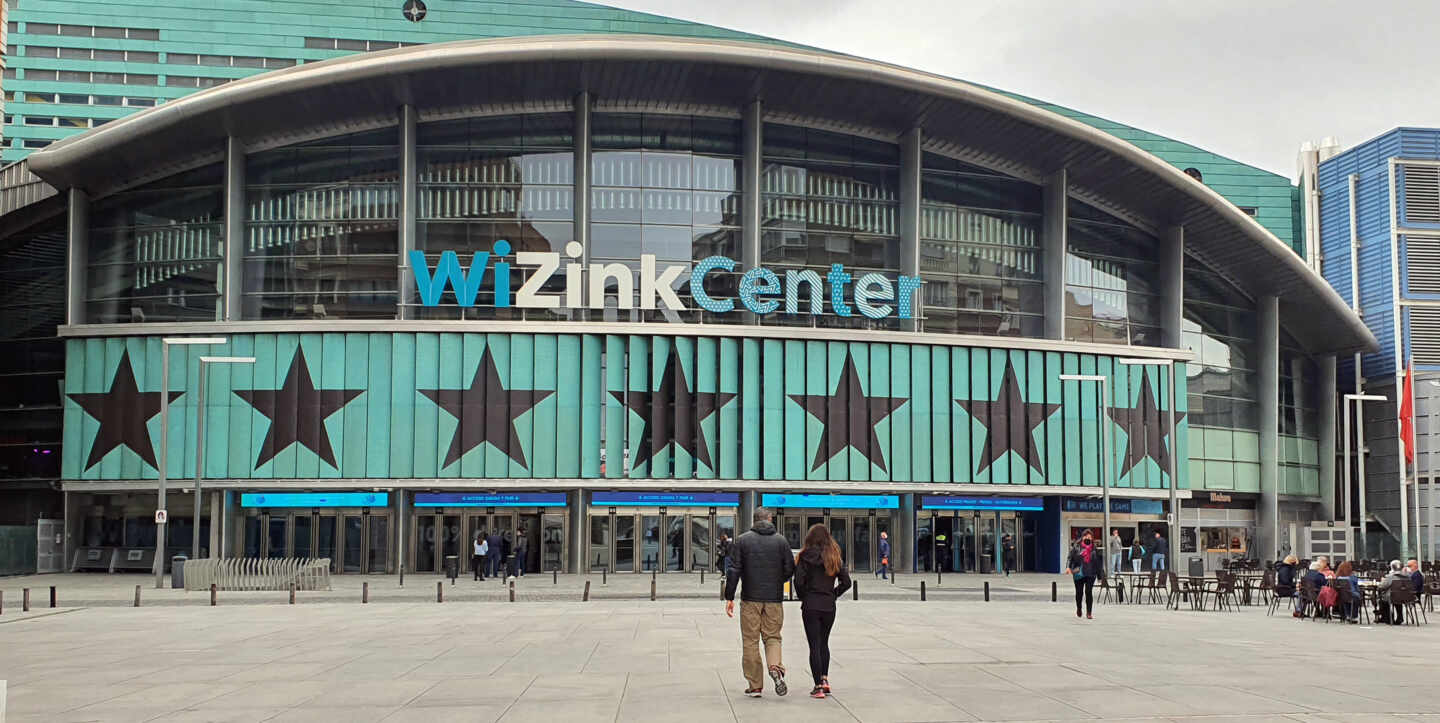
739, 600, 784, 689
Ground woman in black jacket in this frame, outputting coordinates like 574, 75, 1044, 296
792, 523, 852, 700
1065, 531, 1104, 619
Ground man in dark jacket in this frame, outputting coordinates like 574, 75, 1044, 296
724, 507, 796, 698
513, 529, 528, 577
486, 530, 504, 580
875, 532, 890, 579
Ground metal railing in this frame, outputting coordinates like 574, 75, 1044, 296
182, 557, 332, 592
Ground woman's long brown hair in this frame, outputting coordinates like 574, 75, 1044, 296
801, 523, 843, 576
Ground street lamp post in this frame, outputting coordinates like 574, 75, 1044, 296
1344, 392, 1387, 559
1118, 358, 1179, 571
156, 337, 226, 589
1060, 374, 1112, 552
193, 356, 256, 560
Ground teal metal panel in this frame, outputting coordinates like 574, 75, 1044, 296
314, 332, 344, 479
868, 342, 890, 483
718, 337, 740, 479
783, 339, 806, 481
249, 334, 277, 480
695, 336, 717, 480
740, 338, 761, 479
909, 344, 932, 483
1044, 351, 1064, 485
930, 345, 950, 484
672, 335, 694, 479
604, 335, 626, 479
968, 348, 989, 483
573, 334, 596, 478
364, 333, 392, 478
949, 345, 969, 483
889, 343, 911, 482
1025, 350, 1044, 485
532, 334, 559, 479
626, 334, 649, 478
760, 338, 783, 480
506, 332, 534, 478
803, 340, 826, 481
648, 335, 672, 479
1078, 354, 1099, 487
340, 333, 370, 479
411, 332, 440, 479
388, 332, 416, 479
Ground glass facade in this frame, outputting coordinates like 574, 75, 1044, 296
0, 215, 66, 482
760, 123, 900, 328
1280, 336, 1322, 495
1065, 200, 1161, 346
1182, 267, 1258, 432
416, 113, 573, 319
591, 113, 741, 323
918, 153, 1043, 337
86, 164, 223, 323
244, 128, 400, 319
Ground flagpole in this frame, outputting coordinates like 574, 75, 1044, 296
1409, 364, 1422, 562
1400, 360, 1414, 558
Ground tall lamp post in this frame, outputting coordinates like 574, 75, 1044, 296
156, 336, 227, 589
1060, 374, 1113, 549
194, 355, 256, 560
1118, 358, 1179, 572
1344, 392, 1388, 560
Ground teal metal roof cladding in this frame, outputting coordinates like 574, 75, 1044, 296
2, 0, 1298, 250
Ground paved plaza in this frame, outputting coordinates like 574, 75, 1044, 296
3, 575, 1440, 722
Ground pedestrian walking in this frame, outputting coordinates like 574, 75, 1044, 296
1129, 538, 1143, 574
486, 529, 504, 580
513, 528, 528, 577
1065, 530, 1103, 619
1001, 533, 1016, 576
473, 532, 488, 581
716, 533, 732, 575
501, 532, 514, 578
724, 507, 796, 698
1107, 529, 1123, 577
793, 524, 851, 700
1151, 531, 1167, 571
875, 531, 890, 579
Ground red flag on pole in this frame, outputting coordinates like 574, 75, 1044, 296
1400, 360, 1416, 465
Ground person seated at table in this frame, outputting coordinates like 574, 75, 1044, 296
1407, 559, 1424, 595
1317, 556, 1336, 579
1334, 561, 1362, 623
1274, 555, 1299, 615
1297, 561, 1327, 618
1376, 560, 1409, 625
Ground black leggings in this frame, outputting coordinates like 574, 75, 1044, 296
1074, 576, 1095, 615
802, 608, 836, 686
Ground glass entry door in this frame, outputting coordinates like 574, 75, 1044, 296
590, 510, 717, 573
917, 510, 1024, 574
774, 510, 887, 573
416, 510, 554, 575
243, 511, 389, 573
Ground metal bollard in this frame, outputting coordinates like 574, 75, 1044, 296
891, 572, 896, 585
290, 583, 296, 605
920, 581, 926, 601
49, 585, 56, 608
553, 569, 558, 585
719, 581, 724, 600
650, 578, 656, 601
984, 581, 990, 601
437, 581, 443, 603
509, 580, 515, 603
583, 580, 591, 601
399, 569, 404, 587
937, 569, 942, 586
853, 580, 859, 600
210, 584, 217, 606
362, 582, 369, 604
23, 587, 30, 612
700, 570, 704, 584
134, 585, 141, 608
602, 568, 607, 585
1, 589, 4, 614
1051, 581, 1057, 602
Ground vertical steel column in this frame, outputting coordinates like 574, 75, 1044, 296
1258, 295, 1281, 560
899, 493, 915, 573
1159, 226, 1184, 348
1318, 355, 1338, 521
738, 490, 756, 533
65, 188, 88, 326
220, 490, 233, 558
1343, 397, 1353, 548
574, 92, 591, 264
1041, 169, 1067, 340
62, 489, 74, 570
393, 488, 406, 577
397, 105, 418, 320
1348, 173, 1363, 553
741, 99, 762, 325
208, 491, 222, 559
223, 136, 245, 320
568, 489, 586, 574
899, 128, 922, 332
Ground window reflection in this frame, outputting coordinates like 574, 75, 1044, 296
1064, 202, 1160, 345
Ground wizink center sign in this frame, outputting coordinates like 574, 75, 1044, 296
409, 241, 924, 321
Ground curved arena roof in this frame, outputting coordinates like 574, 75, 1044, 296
22, 34, 1375, 354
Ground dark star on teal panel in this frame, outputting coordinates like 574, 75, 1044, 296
787, 352, 906, 473
419, 346, 553, 469
1107, 371, 1187, 477
233, 349, 365, 469
955, 361, 1058, 474
610, 348, 735, 470
67, 349, 182, 470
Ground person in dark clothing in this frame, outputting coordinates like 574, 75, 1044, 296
716, 534, 732, 574
1001, 534, 1016, 576
724, 507, 796, 698
512, 529, 528, 577
1408, 559, 1424, 598
1151, 532, 1167, 571
1273, 554, 1298, 614
875, 531, 891, 579
486, 530, 504, 580
792, 523, 851, 700
1065, 530, 1104, 619
472, 532, 487, 581
500, 533, 514, 578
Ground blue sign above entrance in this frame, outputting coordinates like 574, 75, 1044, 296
1062, 498, 1165, 515
590, 492, 738, 507
761, 494, 898, 509
920, 495, 1044, 511
413, 493, 567, 508
241, 492, 388, 508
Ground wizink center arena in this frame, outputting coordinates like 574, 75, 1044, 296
0, 10, 1373, 576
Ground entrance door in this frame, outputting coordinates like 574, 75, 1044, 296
415, 515, 437, 573
689, 515, 711, 572
852, 517, 871, 572
998, 514, 1018, 574
978, 514, 996, 573
916, 514, 933, 572
829, 517, 848, 566
614, 514, 636, 572
342, 515, 364, 573
665, 516, 685, 572
934, 516, 955, 572
956, 514, 976, 573
640, 515, 661, 572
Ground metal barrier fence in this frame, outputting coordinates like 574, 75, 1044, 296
182, 558, 332, 592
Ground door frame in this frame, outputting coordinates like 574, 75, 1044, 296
587, 508, 718, 573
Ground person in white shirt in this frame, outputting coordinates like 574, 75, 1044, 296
473, 533, 489, 581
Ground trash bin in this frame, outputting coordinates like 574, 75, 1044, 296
444, 555, 459, 581
171, 555, 187, 589
1188, 557, 1204, 577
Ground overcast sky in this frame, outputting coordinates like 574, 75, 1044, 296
600, 0, 1440, 181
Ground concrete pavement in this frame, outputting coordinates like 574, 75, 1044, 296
2, 588, 1438, 722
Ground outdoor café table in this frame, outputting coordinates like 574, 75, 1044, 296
1114, 572, 1149, 603
1178, 576, 1218, 610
